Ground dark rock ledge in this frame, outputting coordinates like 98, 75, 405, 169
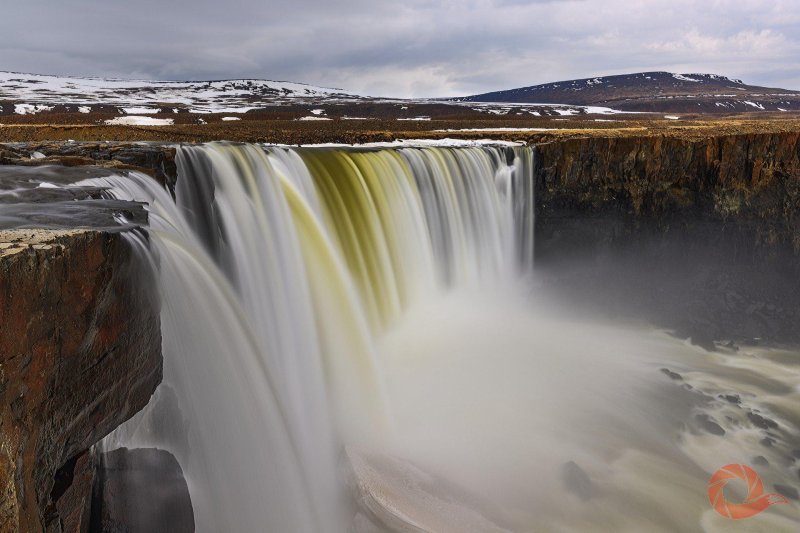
0, 144, 175, 533
0, 228, 162, 533
0, 142, 177, 192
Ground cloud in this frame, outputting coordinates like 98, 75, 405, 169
0, 0, 798, 97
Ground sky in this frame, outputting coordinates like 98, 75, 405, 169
1, 0, 799, 98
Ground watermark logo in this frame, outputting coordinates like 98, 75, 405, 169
708, 464, 788, 519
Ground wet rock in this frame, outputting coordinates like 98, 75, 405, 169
561, 461, 593, 501
0, 148, 22, 163
92, 448, 194, 533
689, 331, 716, 352
774, 484, 799, 501
660, 368, 683, 381
747, 412, 779, 430
695, 414, 726, 436
722, 340, 739, 351
0, 229, 162, 533
761, 437, 776, 448
345, 449, 510, 533
44, 155, 98, 167
719, 394, 741, 405
51, 450, 95, 533
1, 142, 177, 191
752, 456, 769, 467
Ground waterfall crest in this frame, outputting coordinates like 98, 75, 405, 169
95, 141, 535, 532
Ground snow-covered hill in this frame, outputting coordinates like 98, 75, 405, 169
0, 71, 643, 118
457, 72, 800, 113
0, 71, 359, 114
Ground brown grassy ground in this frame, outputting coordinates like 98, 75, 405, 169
1, 109, 800, 144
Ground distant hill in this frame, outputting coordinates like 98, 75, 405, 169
0, 71, 640, 119
4, 70, 797, 119
0, 71, 360, 115
456, 72, 800, 113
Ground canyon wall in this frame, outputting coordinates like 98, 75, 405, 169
534, 132, 800, 257
533, 132, 800, 345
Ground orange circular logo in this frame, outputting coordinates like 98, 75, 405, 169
708, 464, 789, 519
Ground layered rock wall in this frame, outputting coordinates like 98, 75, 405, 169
534, 132, 800, 257
0, 230, 161, 533
533, 131, 800, 345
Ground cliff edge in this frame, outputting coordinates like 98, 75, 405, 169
0, 229, 161, 533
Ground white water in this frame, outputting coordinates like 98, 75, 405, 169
377, 291, 800, 532
93, 142, 532, 531
91, 142, 798, 532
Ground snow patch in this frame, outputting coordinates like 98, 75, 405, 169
743, 101, 765, 110
104, 116, 174, 126
296, 116, 332, 121
122, 107, 159, 114
221, 116, 241, 121
15, 103, 54, 114
78, 106, 91, 113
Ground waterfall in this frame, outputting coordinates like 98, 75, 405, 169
93, 141, 535, 532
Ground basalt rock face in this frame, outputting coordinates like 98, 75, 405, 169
0, 229, 162, 533
534, 132, 800, 345
92, 448, 194, 533
534, 132, 800, 256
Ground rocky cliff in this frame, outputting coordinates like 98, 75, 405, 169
534, 132, 800, 260
0, 229, 161, 533
533, 131, 800, 345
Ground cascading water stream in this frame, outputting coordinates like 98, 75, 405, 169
82, 139, 800, 532
92, 141, 535, 532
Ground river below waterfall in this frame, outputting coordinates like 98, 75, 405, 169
376, 285, 800, 532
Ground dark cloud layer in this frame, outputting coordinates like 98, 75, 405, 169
1, 0, 798, 97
